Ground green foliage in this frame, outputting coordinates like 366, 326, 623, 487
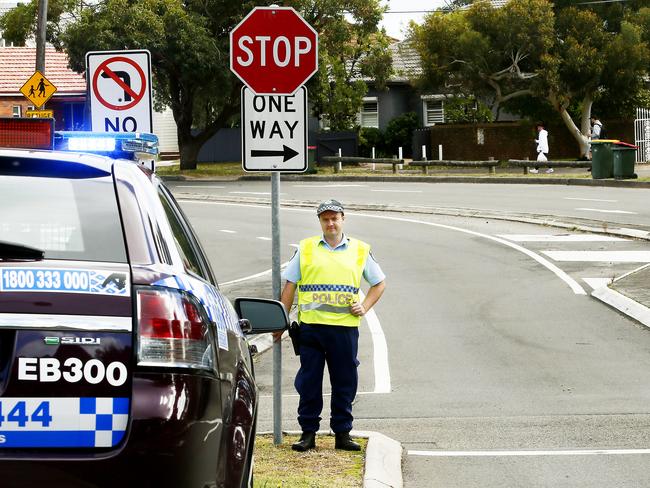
0, 0, 391, 167
0, 2, 36, 46
296, 0, 392, 131
412, 0, 650, 155
444, 97, 492, 123
358, 127, 386, 157
384, 112, 418, 157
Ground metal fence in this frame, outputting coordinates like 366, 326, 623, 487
635, 107, 650, 163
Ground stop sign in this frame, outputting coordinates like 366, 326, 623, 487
230, 6, 318, 95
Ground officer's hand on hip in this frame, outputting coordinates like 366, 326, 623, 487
350, 301, 366, 317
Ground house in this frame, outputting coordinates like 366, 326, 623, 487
0, 46, 86, 129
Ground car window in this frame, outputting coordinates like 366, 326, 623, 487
157, 186, 208, 279
0, 174, 127, 262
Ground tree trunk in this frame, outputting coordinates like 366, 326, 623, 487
556, 107, 590, 158
179, 137, 202, 170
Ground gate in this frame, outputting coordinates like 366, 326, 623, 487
635, 107, 650, 163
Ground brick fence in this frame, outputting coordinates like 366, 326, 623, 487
427, 120, 634, 161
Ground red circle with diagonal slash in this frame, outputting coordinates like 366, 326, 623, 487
92, 56, 147, 111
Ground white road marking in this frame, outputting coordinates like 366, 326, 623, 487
565, 197, 617, 202
408, 448, 650, 458
176, 185, 226, 189
219, 229, 236, 234
221, 259, 291, 286
230, 191, 284, 196
359, 290, 391, 394
618, 228, 650, 239
498, 234, 627, 242
575, 207, 637, 215
292, 184, 366, 188
290, 243, 299, 248
370, 189, 423, 193
179, 199, 588, 296
256, 237, 271, 241
543, 251, 650, 263
615, 263, 650, 282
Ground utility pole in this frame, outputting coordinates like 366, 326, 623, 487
35, 0, 48, 73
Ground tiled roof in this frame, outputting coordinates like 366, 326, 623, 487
0, 47, 86, 95
389, 41, 422, 82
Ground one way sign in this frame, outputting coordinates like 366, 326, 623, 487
241, 86, 307, 172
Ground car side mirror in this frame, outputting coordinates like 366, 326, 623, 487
234, 297, 289, 334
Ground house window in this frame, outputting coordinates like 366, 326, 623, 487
422, 95, 445, 126
358, 97, 379, 128
12, 106, 21, 117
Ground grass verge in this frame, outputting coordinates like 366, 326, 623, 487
253, 434, 366, 488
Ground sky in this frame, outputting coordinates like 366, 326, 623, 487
379, 0, 448, 40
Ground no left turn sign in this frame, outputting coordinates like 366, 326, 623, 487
87, 50, 153, 133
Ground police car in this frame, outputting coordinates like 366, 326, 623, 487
0, 118, 287, 488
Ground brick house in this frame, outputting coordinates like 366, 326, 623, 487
0, 46, 87, 130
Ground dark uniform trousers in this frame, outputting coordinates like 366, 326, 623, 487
294, 322, 360, 433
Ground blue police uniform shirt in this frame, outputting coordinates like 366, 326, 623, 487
282, 234, 385, 286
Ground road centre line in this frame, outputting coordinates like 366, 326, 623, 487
498, 234, 627, 242
220, 229, 236, 233
230, 191, 286, 196
370, 189, 423, 193
575, 207, 637, 215
542, 251, 650, 263
292, 184, 366, 188
178, 200, 587, 296
565, 197, 618, 202
176, 185, 226, 189
256, 237, 271, 241
408, 448, 650, 458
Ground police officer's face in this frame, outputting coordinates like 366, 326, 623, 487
319, 211, 344, 239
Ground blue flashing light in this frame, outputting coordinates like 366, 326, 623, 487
54, 131, 159, 160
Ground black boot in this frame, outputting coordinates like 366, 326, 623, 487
334, 432, 361, 451
292, 432, 316, 452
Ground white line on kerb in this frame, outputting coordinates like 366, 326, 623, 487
370, 189, 423, 193
497, 234, 626, 242
565, 197, 617, 202
575, 207, 637, 215
408, 448, 650, 457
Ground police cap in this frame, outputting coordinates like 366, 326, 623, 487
317, 199, 344, 216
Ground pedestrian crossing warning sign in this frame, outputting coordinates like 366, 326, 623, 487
20, 71, 57, 108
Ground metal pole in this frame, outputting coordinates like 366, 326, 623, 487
271, 171, 282, 445
35, 0, 48, 73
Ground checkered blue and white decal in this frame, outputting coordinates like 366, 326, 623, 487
0, 397, 129, 448
0, 268, 130, 296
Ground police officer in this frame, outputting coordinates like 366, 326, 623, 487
280, 199, 386, 452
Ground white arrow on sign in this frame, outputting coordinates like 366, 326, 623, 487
241, 86, 307, 172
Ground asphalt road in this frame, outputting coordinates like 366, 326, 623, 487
168, 180, 650, 231
173, 182, 650, 488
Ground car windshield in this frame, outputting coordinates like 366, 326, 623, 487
0, 174, 127, 262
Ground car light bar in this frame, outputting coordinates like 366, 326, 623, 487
54, 131, 159, 159
0, 117, 54, 150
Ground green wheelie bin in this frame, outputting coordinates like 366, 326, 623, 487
591, 139, 619, 179
612, 142, 638, 179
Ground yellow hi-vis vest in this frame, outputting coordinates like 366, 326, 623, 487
297, 235, 370, 327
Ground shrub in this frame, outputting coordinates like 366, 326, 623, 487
384, 112, 419, 158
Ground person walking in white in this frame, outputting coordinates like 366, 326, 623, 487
531, 123, 552, 174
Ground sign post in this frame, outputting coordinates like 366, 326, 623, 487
86, 50, 153, 133
231, 5, 318, 445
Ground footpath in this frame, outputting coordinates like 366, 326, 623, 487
168, 167, 650, 488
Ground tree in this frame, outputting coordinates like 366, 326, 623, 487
412, 0, 650, 157
295, 0, 392, 131
1, 0, 391, 168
